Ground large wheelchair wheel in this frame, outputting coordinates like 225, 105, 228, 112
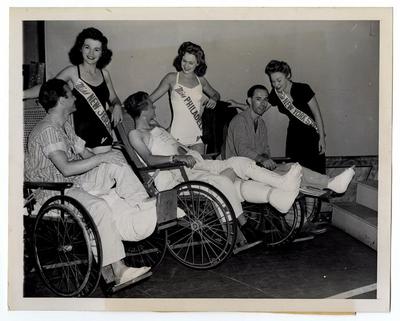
123, 229, 167, 270
302, 197, 322, 224
33, 195, 102, 297
248, 198, 304, 248
166, 181, 237, 270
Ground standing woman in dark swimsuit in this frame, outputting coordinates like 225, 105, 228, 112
24, 27, 123, 154
265, 60, 327, 174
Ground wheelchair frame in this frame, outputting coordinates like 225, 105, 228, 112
115, 109, 319, 251
23, 100, 325, 297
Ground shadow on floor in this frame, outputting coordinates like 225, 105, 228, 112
24, 226, 377, 299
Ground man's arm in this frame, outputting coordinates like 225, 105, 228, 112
128, 129, 196, 168
48, 150, 111, 177
227, 117, 276, 169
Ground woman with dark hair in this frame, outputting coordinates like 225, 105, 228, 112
149, 41, 221, 154
265, 60, 327, 173
24, 27, 123, 154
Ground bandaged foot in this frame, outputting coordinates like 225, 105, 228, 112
279, 163, 302, 191
327, 166, 355, 193
268, 188, 300, 214
245, 162, 302, 191
118, 266, 151, 285
177, 207, 186, 218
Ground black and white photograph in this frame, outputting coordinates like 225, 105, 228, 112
8, 6, 392, 313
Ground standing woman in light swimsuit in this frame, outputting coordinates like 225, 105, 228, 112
149, 41, 221, 154
24, 27, 124, 154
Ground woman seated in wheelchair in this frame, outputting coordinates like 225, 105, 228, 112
25, 79, 157, 286
125, 91, 311, 243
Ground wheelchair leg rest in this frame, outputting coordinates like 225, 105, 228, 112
108, 271, 152, 294
157, 220, 177, 230
101, 264, 153, 294
233, 228, 263, 255
156, 190, 178, 224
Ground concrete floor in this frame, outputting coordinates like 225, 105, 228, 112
24, 226, 377, 299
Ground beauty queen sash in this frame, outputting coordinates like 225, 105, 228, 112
275, 88, 319, 133
173, 85, 203, 132
74, 78, 112, 134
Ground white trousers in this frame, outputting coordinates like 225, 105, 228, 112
68, 163, 157, 267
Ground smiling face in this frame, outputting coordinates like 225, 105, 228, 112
181, 52, 199, 74
269, 71, 290, 93
248, 88, 269, 116
81, 38, 102, 65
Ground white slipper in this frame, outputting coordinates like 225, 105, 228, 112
118, 266, 151, 285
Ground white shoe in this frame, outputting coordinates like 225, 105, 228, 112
118, 266, 151, 285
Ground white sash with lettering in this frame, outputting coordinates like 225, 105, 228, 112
173, 85, 203, 132
275, 88, 319, 133
74, 78, 112, 134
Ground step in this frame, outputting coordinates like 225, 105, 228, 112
332, 202, 377, 250
356, 180, 378, 211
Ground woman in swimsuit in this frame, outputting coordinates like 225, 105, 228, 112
24, 27, 123, 154
149, 41, 221, 154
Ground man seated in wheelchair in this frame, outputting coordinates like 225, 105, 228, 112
25, 79, 156, 286
124, 91, 311, 243
224, 84, 355, 195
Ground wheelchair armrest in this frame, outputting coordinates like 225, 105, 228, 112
138, 161, 187, 173
272, 157, 292, 164
24, 181, 73, 191
203, 152, 219, 160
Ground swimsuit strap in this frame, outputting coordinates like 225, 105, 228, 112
100, 69, 106, 81
77, 65, 105, 84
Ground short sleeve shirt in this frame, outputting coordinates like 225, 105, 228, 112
25, 116, 86, 201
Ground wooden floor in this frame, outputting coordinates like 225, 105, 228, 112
24, 225, 377, 299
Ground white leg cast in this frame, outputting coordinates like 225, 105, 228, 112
245, 162, 302, 191
327, 167, 356, 193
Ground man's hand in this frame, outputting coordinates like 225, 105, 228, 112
174, 155, 197, 168
261, 158, 277, 170
98, 150, 126, 166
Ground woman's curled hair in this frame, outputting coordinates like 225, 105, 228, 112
173, 41, 207, 77
265, 60, 292, 79
68, 27, 113, 69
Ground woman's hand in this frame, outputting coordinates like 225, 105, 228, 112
111, 104, 123, 126
204, 98, 217, 109
318, 136, 326, 155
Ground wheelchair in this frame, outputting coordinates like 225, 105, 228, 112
115, 109, 324, 254
23, 180, 173, 297
202, 101, 326, 247
23, 100, 238, 298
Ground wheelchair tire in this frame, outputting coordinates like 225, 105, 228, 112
166, 181, 237, 270
302, 197, 322, 224
33, 195, 102, 297
258, 198, 304, 248
123, 229, 167, 270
